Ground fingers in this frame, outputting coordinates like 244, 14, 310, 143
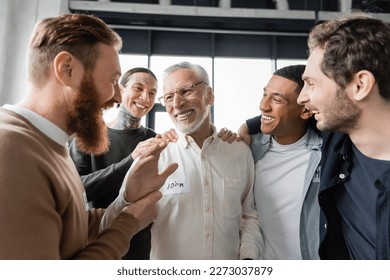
125, 142, 176, 202
217, 127, 229, 138
156, 128, 178, 143
132, 138, 168, 160
218, 127, 239, 143
159, 163, 179, 180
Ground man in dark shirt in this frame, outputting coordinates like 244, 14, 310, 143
69, 67, 158, 259
297, 14, 390, 259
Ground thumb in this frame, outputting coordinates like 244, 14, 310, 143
145, 191, 163, 204
159, 163, 179, 180
134, 191, 162, 208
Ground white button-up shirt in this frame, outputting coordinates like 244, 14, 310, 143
151, 126, 261, 260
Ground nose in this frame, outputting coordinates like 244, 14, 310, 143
297, 87, 308, 105
259, 96, 271, 112
172, 92, 184, 108
113, 83, 122, 103
140, 90, 150, 102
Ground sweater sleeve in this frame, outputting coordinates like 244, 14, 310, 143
74, 211, 139, 260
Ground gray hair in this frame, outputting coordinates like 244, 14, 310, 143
162, 61, 210, 85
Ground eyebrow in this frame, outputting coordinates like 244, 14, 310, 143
132, 82, 157, 91
263, 88, 288, 100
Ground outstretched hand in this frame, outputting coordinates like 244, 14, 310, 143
125, 140, 178, 202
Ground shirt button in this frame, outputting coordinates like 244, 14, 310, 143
339, 174, 345, 179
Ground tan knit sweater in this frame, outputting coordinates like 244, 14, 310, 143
0, 108, 138, 259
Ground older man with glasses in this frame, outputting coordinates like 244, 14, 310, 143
155, 61, 261, 259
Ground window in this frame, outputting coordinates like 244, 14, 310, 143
213, 57, 272, 131
276, 59, 306, 69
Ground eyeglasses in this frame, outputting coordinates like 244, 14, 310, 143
158, 81, 206, 107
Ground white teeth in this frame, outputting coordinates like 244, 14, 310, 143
135, 103, 146, 109
307, 108, 319, 115
262, 115, 274, 121
177, 111, 192, 118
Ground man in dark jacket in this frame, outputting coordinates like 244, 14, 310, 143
297, 13, 390, 259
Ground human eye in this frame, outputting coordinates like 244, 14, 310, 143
164, 94, 174, 103
179, 86, 195, 97
272, 97, 284, 104
270, 93, 288, 104
149, 91, 157, 97
132, 84, 144, 92
304, 80, 315, 88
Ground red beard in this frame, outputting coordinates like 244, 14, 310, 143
67, 73, 115, 155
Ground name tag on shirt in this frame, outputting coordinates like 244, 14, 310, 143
160, 178, 190, 196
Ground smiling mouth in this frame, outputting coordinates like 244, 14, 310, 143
262, 115, 275, 121
175, 110, 193, 120
305, 107, 320, 115
135, 102, 147, 109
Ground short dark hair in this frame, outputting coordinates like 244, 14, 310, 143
274, 64, 306, 94
274, 64, 318, 133
120, 67, 157, 87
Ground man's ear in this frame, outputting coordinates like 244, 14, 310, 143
350, 70, 376, 101
119, 84, 125, 96
206, 87, 215, 106
53, 51, 75, 86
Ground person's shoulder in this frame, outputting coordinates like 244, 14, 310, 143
135, 126, 157, 138
218, 137, 252, 154
144, 127, 157, 137
0, 109, 40, 143
322, 131, 347, 144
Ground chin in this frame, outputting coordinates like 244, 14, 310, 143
260, 126, 273, 135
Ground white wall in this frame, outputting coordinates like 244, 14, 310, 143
0, 0, 69, 105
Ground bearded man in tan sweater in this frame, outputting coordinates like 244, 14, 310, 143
0, 13, 177, 259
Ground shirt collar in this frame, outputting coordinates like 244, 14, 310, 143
177, 123, 218, 149
3, 104, 70, 146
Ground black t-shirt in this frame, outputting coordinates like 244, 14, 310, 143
335, 144, 390, 259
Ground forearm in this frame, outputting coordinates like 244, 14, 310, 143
83, 154, 134, 202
